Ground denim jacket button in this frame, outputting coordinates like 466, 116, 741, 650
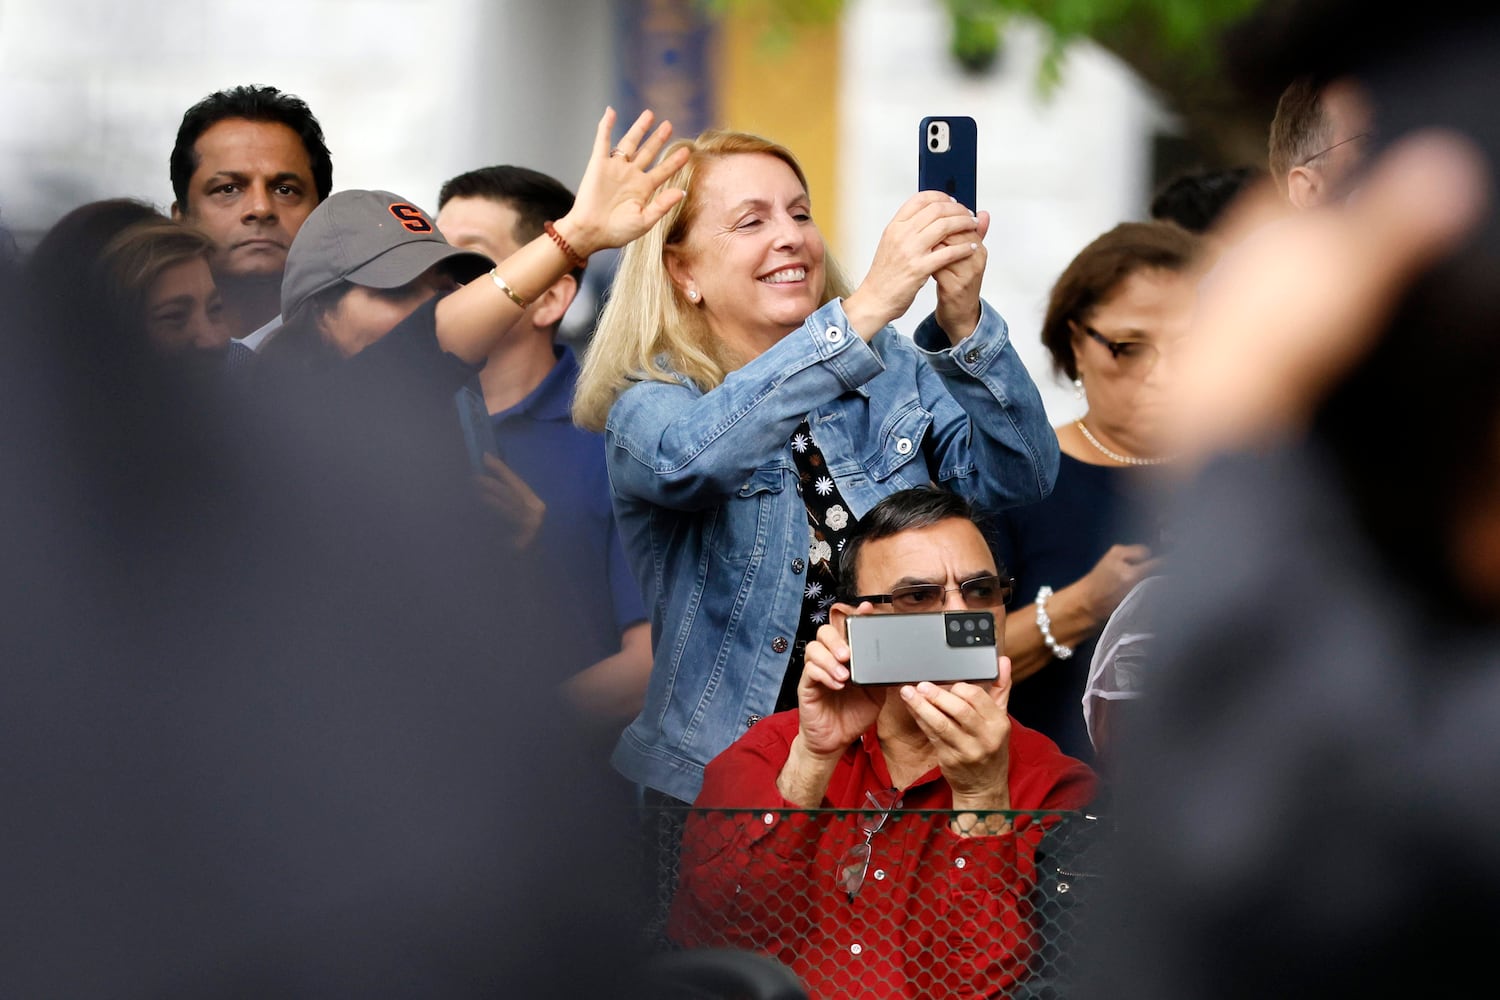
895, 437, 913, 455
771, 636, 789, 654
965, 347, 981, 364
746, 714, 762, 728
791, 558, 805, 574
825, 326, 844, 344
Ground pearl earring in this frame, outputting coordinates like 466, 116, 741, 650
1073, 377, 1084, 400
688, 289, 699, 302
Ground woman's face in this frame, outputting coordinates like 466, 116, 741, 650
144, 257, 232, 355
1071, 266, 1197, 446
667, 152, 827, 359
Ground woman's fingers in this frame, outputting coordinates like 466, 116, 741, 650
611, 108, 657, 159
590, 106, 619, 161
635, 116, 677, 167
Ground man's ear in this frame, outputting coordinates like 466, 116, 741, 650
828, 601, 862, 639
169, 201, 183, 221
530, 273, 578, 331
1287, 165, 1323, 210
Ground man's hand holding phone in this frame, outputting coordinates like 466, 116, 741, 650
797, 614, 887, 757
777, 614, 887, 806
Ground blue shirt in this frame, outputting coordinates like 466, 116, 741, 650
605, 298, 1059, 802
488, 345, 646, 677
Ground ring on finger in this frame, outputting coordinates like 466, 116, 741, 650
609, 147, 628, 159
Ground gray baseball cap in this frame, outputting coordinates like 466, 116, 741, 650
280, 189, 493, 321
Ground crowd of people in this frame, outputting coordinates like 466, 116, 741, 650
5, 1, 1499, 993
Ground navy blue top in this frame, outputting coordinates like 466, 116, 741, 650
486, 345, 647, 677
991, 452, 1166, 763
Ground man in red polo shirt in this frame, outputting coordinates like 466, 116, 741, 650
668, 486, 1097, 999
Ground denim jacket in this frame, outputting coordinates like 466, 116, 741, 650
606, 298, 1059, 802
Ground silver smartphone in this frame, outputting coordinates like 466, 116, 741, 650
847, 610, 998, 685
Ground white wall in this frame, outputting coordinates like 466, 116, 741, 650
0, 0, 615, 239
1, 0, 1171, 407
840, 0, 1173, 424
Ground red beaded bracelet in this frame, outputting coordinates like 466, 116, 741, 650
544, 220, 587, 271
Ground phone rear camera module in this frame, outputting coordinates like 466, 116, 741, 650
943, 610, 996, 648
926, 119, 952, 154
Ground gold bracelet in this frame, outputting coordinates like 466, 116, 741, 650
490, 269, 528, 309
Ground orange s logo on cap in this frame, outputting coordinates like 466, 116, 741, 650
388, 203, 433, 233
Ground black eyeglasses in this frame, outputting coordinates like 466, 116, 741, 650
851, 574, 1012, 613
834, 786, 900, 900
1297, 132, 1371, 167
1080, 324, 1177, 376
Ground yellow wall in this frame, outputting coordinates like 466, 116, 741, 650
716, 12, 843, 253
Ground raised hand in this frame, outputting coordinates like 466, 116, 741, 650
556, 107, 693, 258
841, 192, 984, 341
1170, 130, 1487, 460
933, 210, 991, 343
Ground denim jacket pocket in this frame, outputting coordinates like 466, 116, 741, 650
862, 404, 934, 484
706, 465, 788, 562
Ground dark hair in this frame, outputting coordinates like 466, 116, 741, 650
170, 85, 333, 209
1149, 165, 1265, 233
22, 198, 167, 348
1267, 75, 1331, 190
837, 487, 995, 599
1039, 221, 1201, 382
436, 165, 581, 279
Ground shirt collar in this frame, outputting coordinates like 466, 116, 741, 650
491, 343, 575, 422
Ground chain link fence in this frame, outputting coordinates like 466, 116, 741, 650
635, 806, 1109, 999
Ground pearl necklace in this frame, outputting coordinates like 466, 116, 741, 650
1075, 420, 1172, 467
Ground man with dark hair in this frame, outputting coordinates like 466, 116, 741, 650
668, 485, 1096, 999
434, 165, 651, 742
170, 84, 333, 349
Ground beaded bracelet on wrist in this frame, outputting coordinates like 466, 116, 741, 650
1034, 585, 1074, 660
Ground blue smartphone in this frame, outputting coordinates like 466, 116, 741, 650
918, 115, 978, 213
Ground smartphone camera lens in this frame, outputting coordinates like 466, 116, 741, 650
929, 123, 941, 136
929, 138, 940, 150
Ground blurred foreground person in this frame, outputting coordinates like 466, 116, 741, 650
0, 109, 692, 999
1076, 5, 1500, 997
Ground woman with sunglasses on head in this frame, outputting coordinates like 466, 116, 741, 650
991, 220, 1203, 765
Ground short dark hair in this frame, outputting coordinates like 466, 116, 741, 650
1149, 165, 1265, 233
1040, 221, 1201, 382
437, 165, 581, 279
170, 85, 333, 209
1268, 75, 1331, 191
837, 487, 996, 600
